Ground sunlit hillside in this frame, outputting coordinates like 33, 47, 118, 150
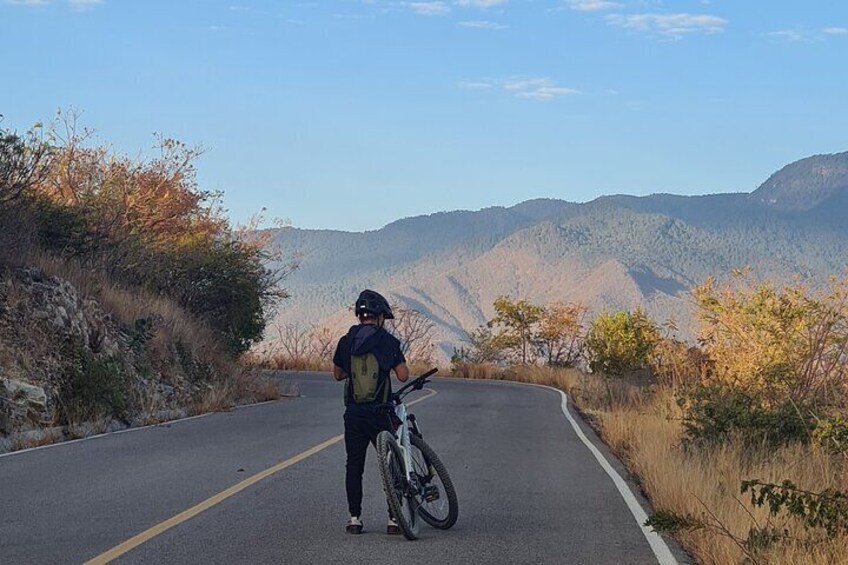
269, 151, 848, 359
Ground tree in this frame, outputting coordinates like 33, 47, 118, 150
584, 309, 659, 376
489, 296, 544, 364
22, 115, 291, 354
310, 325, 336, 360
455, 325, 514, 364
536, 302, 587, 367
389, 303, 436, 366
0, 120, 52, 205
272, 322, 311, 365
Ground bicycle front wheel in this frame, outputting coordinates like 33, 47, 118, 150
409, 434, 459, 529
376, 431, 420, 540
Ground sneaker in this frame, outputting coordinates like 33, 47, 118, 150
386, 517, 401, 535
345, 516, 363, 534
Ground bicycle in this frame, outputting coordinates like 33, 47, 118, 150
376, 368, 459, 540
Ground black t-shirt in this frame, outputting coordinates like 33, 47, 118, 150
333, 324, 406, 405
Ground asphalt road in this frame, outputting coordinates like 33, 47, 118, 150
0, 373, 685, 564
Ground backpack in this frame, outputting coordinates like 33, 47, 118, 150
350, 351, 382, 403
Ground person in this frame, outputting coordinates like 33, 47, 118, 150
333, 289, 409, 535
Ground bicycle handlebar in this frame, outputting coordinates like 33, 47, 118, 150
393, 367, 438, 401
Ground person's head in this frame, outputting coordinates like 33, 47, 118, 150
355, 289, 394, 327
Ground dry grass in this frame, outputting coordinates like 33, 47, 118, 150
33, 253, 222, 364
10, 429, 64, 451
242, 352, 334, 373
449, 363, 848, 565
187, 369, 284, 416
244, 352, 441, 376
1, 253, 285, 444
597, 397, 848, 564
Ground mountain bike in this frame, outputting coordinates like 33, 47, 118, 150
376, 368, 459, 540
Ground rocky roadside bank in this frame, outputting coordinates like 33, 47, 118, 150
0, 266, 268, 453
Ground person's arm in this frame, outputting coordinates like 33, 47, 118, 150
332, 336, 347, 382
393, 362, 409, 382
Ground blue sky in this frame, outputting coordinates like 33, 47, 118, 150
1, 1, 847, 231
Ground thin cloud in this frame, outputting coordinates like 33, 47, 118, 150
504, 78, 580, 100
455, 0, 508, 7
3, 0, 105, 9
606, 13, 727, 39
3, 0, 49, 5
824, 27, 848, 36
766, 29, 812, 42
405, 1, 450, 16
458, 80, 495, 88
568, 0, 620, 12
333, 12, 370, 19
68, 0, 103, 10
516, 86, 580, 100
458, 20, 507, 29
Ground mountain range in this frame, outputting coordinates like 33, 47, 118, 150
268, 151, 848, 360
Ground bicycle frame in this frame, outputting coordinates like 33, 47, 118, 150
376, 367, 457, 539
390, 368, 436, 493
394, 402, 415, 488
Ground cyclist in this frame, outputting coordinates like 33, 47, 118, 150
333, 289, 409, 535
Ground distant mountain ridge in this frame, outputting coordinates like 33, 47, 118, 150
268, 152, 848, 360
751, 151, 848, 211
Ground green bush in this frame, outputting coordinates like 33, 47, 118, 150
742, 479, 848, 538
151, 239, 277, 355
584, 309, 659, 376
813, 416, 848, 454
678, 383, 815, 446
57, 339, 128, 424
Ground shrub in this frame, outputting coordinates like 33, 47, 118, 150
742, 479, 848, 538
455, 326, 515, 365
813, 416, 848, 455
584, 309, 659, 376
57, 339, 128, 424
693, 271, 848, 411
678, 383, 815, 446
649, 335, 710, 388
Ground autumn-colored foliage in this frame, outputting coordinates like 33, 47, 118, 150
458, 296, 586, 366
693, 270, 848, 411
2, 114, 286, 354
537, 302, 587, 367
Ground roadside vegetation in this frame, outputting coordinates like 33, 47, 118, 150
246, 301, 438, 374
450, 275, 848, 565
0, 114, 288, 445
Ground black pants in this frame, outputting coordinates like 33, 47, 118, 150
344, 403, 392, 517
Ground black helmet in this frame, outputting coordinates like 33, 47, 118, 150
355, 289, 394, 320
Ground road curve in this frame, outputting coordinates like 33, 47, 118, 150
0, 373, 686, 564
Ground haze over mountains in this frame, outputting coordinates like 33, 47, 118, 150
269, 152, 848, 360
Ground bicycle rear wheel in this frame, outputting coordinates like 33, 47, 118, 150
376, 431, 420, 540
409, 434, 459, 529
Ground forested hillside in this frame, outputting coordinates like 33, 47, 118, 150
269, 152, 848, 360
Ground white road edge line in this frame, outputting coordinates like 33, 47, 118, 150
537, 383, 678, 565
390, 375, 679, 564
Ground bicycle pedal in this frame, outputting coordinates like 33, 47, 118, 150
424, 485, 440, 502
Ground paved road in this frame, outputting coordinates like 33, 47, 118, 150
0, 373, 683, 564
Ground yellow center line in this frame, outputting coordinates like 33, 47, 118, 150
84, 387, 438, 565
